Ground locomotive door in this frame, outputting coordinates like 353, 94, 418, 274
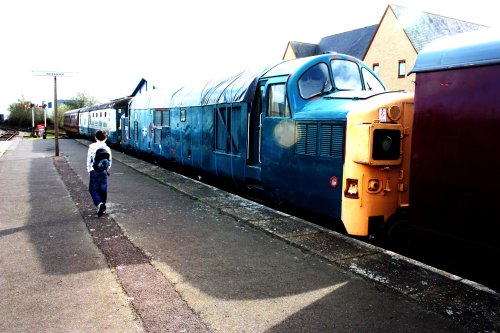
247, 83, 264, 166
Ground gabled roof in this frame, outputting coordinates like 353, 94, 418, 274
285, 4, 489, 61
390, 4, 488, 53
287, 41, 319, 58
318, 25, 378, 59
285, 26, 377, 59
130, 78, 148, 97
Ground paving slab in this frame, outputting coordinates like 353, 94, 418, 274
0, 138, 143, 333
2, 138, 499, 333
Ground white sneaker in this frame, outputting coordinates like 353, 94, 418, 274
97, 203, 105, 217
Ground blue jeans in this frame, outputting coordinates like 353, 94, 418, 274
89, 171, 108, 207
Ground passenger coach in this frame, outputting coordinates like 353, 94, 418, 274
409, 30, 500, 268
63, 97, 130, 145
122, 53, 414, 238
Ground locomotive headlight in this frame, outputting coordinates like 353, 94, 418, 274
382, 136, 393, 152
373, 129, 401, 160
350, 123, 402, 166
388, 105, 401, 121
367, 179, 381, 193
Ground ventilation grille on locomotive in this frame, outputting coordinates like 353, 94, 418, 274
296, 122, 344, 158
296, 123, 317, 155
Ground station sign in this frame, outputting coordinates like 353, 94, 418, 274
32, 71, 77, 77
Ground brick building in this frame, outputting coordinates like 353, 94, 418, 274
283, 4, 487, 91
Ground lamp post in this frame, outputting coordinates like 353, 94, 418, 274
32, 71, 77, 156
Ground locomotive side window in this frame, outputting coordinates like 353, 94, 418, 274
331, 59, 362, 90
133, 111, 139, 142
162, 110, 170, 127
215, 106, 240, 154
154, 110, 162, 144
361, 68, 385, 92
298, 63, 332, 99
267, 84, 290, 117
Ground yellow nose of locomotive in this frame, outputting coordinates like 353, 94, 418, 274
341, 95, 413, 236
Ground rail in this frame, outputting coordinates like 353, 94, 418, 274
0, 129, 19, 141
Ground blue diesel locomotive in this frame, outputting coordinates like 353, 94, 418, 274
121, 53, 414, 238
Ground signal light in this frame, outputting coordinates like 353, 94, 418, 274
330, 176, 338, 188
388, 105, 401, 121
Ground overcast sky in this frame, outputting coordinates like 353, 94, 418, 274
1, 0, 497, 117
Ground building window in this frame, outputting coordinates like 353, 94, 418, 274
398, 60, 406, 78
373, 63, 379, 74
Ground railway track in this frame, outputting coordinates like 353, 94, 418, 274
0, 129, 19, 141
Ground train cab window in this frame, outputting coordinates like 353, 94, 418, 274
298, 63, 332, 99
267, 84, 290, 117
331, 59, 362, 90
180, 109, 186, 122
361, 68, 385, 92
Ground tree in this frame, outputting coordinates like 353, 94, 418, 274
57, 92, 97, 127
64, 92, 97, 110
5, 98, 44, 128
5, 92, 97, 128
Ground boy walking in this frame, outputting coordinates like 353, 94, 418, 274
87, 129, 112, 217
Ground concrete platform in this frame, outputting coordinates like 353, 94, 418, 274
1, 137, 499, 332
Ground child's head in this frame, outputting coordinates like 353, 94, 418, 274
95, 129, 108, 142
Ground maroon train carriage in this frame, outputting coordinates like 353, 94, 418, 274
63, 108, 80, 138
409, 29, 500, 289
